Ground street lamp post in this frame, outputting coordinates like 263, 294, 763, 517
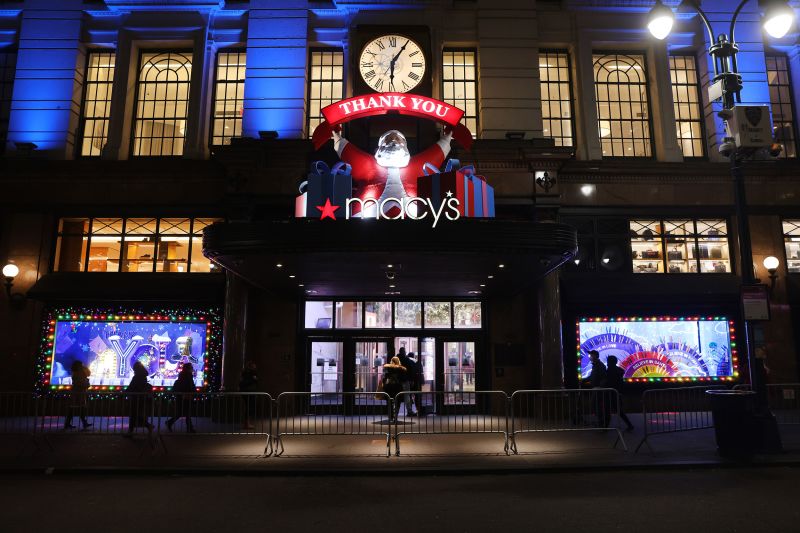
648, 0, 794, 448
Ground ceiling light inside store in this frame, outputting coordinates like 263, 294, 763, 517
581, 184, 596, 196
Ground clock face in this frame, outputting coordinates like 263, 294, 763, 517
359, 34, 426, 93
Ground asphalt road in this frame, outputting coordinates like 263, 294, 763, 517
2, 466, 798, 532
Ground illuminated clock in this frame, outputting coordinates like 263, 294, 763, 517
359, 34, 426, 93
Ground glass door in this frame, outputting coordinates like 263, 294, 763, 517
444, 341, 476, 405
309, 341, 343, 405
419, 337, 437, 414
354, 340, 388, 405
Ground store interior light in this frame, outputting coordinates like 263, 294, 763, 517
580, 184, 595, 197
647, 0, 675, 40
3, 263, 20, 279
763, 0, 795, 38
763, 255, 780, 272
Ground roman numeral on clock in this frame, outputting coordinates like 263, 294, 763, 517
401, 80, 411, 90
361, 61, 373, 68
412, 62, 423, 68
408, 72, 420, 81
376, 40, 385, 50
364, 70, 376, 80
409, 50, 419, 57
388, 36, 397, 47
374, 78, 384, 91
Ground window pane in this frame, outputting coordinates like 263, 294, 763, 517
305, 301, 334, 329
669, 55, 704, 157
453, 302, 481, 328
365, 301, 392, 328
80, 51, 116, 156
593, 53, 651, 157
211, 51, 246, 146
155, 236, 190, 272
133, 52, 192, 156
307, 50, 344, 138
766, 54, 797, 159
424, 301, 451, 328
394, 301, 422, 328
189, 236, 216, 272
539, 51, 574, 146
630, 220, 664, 273
785, 219, 800, 272
443, 49, 478, 138
88, 235, 121, 272
335, 301, 363, 329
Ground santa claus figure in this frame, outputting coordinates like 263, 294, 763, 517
333, 127, 452, 216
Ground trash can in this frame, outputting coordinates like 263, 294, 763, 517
706, 389, 757, 458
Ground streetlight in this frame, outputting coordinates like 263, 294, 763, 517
646, 0, 794, 449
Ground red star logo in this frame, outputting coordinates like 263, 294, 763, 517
316, 198, 340, 220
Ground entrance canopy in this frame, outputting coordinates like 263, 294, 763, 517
204, 219, 576, 297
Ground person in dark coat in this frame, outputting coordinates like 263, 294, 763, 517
239, 360, 259, 430
65, 360, 92, 430
585, 350, 611, 428
396, 349, 418, 417
383, 356, 407, 421
166, 363, 196, 433
126, 361, 154, 435
606, 356, 634, 431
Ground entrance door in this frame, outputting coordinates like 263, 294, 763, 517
309, 341, 343, 405
354, 340, 389, 405
443, 341, 476, 405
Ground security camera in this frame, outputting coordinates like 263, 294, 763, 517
386, 271, 396, 280
718, 141, 736, 158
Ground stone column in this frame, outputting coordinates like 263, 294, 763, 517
476, 0, 540, 139
648, 40, 684, 162
243, 0, 308, 140
182, 25, 214, 159
222, 271, 249, 391
6, 0, 84, 158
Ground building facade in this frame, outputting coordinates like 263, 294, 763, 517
1, 0, 799, 400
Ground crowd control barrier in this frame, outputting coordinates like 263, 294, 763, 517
392, 391, 510, 456
510, 389, 626, 454
636, 385, 726, 453
275, 392, 393, 457
733, 383, 800, 425
0, 392, 274, 456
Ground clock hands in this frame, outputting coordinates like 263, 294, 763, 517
386, 39, 410, 91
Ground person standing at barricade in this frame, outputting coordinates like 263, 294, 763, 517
396, 348, 418, 417
65, 360, 92, 430
606, 356, 634, 432
166, 363, 196, 433
383, 356, 407, 422
126, 361, 154, 435
239, 360, 259, 430
585, 350, 611, 428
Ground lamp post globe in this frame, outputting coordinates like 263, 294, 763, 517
763, 0, 795, 38
763, 255, 780, 273
2, 263, 19, 279
647, 0, 675, 40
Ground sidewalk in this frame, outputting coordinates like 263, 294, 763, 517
1, 415, 799, 475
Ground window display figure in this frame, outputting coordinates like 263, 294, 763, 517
332, 127, 453, 216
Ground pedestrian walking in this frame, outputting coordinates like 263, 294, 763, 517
396, 349, 418, 417
239, 360, 259, 430
166, 363, 196, 433
65, 360, 92, 430
585, 350, 611, 428
126, 361, 154, 435
606, 355, 634, 431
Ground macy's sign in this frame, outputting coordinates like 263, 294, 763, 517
317, 193, 461, 228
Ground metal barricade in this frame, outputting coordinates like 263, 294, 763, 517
156, 392, 274, 457
392, 391, 510, 456
0, 392, 41, 454
275, 392, 392, 457
636, 385, 726, 453
510, 389, 626, 454
734, 383, 800, 425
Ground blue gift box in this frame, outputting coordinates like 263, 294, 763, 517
305, 161, 353, 217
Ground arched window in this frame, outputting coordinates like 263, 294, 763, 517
593, 53, 652, 157
133, 51, 193, 156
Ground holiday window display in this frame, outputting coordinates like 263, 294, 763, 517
38, 307, 222, 391
577, 316, 738, 383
